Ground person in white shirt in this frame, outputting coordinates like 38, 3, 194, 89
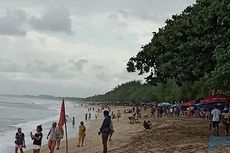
211, 106, 221, 136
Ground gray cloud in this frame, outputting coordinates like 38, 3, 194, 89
27, 60, 61, 73
0, 7, 72, 36
0, 58, 21, 72
0, 9, 27, 36
91, 65, 112, 82
30, 6, 72, 33
108, 14, 119, 21
136, 10, 165, 21
0, 0, 196, 97
107, 13, 127, 30
69, 59, 88, 71
92, 65, 106, 70
117, 9, 167, 22
117, 9, 129, 18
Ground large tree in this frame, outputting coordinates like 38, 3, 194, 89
127, 0, 230, 91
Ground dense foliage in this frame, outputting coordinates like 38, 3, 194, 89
127, 0, 230, 92
87, 0, 230, 103
85, 80, 209, 103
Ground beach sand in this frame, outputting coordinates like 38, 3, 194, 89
24, 106, 228, 153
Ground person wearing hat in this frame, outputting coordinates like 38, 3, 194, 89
221, 108, 230, 136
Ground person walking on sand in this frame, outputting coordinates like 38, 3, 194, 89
99, 110, 111, 153
47, 122, 58, 153
117, 110, 121, 121
56, 123, 64, 150
95, 113, 98, 120
30, 125, 43, 153
221, 108, 230, 136
15, 127, 25, 153
109, 116, 114, 141
211, 106, 221, 136
77, 121, 86, 147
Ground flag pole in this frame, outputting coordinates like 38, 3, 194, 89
65, 121, 68, 153
59, 99, 68, 153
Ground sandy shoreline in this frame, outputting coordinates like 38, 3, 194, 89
24, 106, 230, 153
25, 106, 134, 153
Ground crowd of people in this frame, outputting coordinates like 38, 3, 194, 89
14, 103, 230, 153
14, 105, 117, 153
15, 122, 63, 153
124, 104, 230, 138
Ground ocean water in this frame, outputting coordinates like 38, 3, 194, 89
0, 96, 91, 153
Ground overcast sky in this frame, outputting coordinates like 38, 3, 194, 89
0, 0, 196, 97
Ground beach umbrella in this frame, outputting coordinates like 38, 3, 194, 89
202, 94, 230, 105
158, 102, 172, 108
180, 101, 193, 107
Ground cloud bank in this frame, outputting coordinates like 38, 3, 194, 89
0, 0, 196, 97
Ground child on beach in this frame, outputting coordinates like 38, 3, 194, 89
47, 122, 58, 153
30, 125, 43, 153
15, 127, 25, 153
77, 121, 86, 147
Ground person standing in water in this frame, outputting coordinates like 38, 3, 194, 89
15, 127, 25, 153
77, 121, 86, 147
85, 113, 88, 120
30, 125, 43, 153
47, 122, 58, 153
72, 117, 75, 127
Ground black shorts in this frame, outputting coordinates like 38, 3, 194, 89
212, 121, 219, 128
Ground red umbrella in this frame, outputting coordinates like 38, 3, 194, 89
202, 94, 230, 104
180, 101, 193, 107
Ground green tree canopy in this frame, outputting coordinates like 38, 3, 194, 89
127, 0, 230, 92
85, 80, 205, 103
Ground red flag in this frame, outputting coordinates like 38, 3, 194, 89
59, 99, 66, 127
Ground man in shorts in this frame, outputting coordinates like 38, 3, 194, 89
99, 110, 111, 153
47, 122, 58, 153
211, 106, 221, 136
